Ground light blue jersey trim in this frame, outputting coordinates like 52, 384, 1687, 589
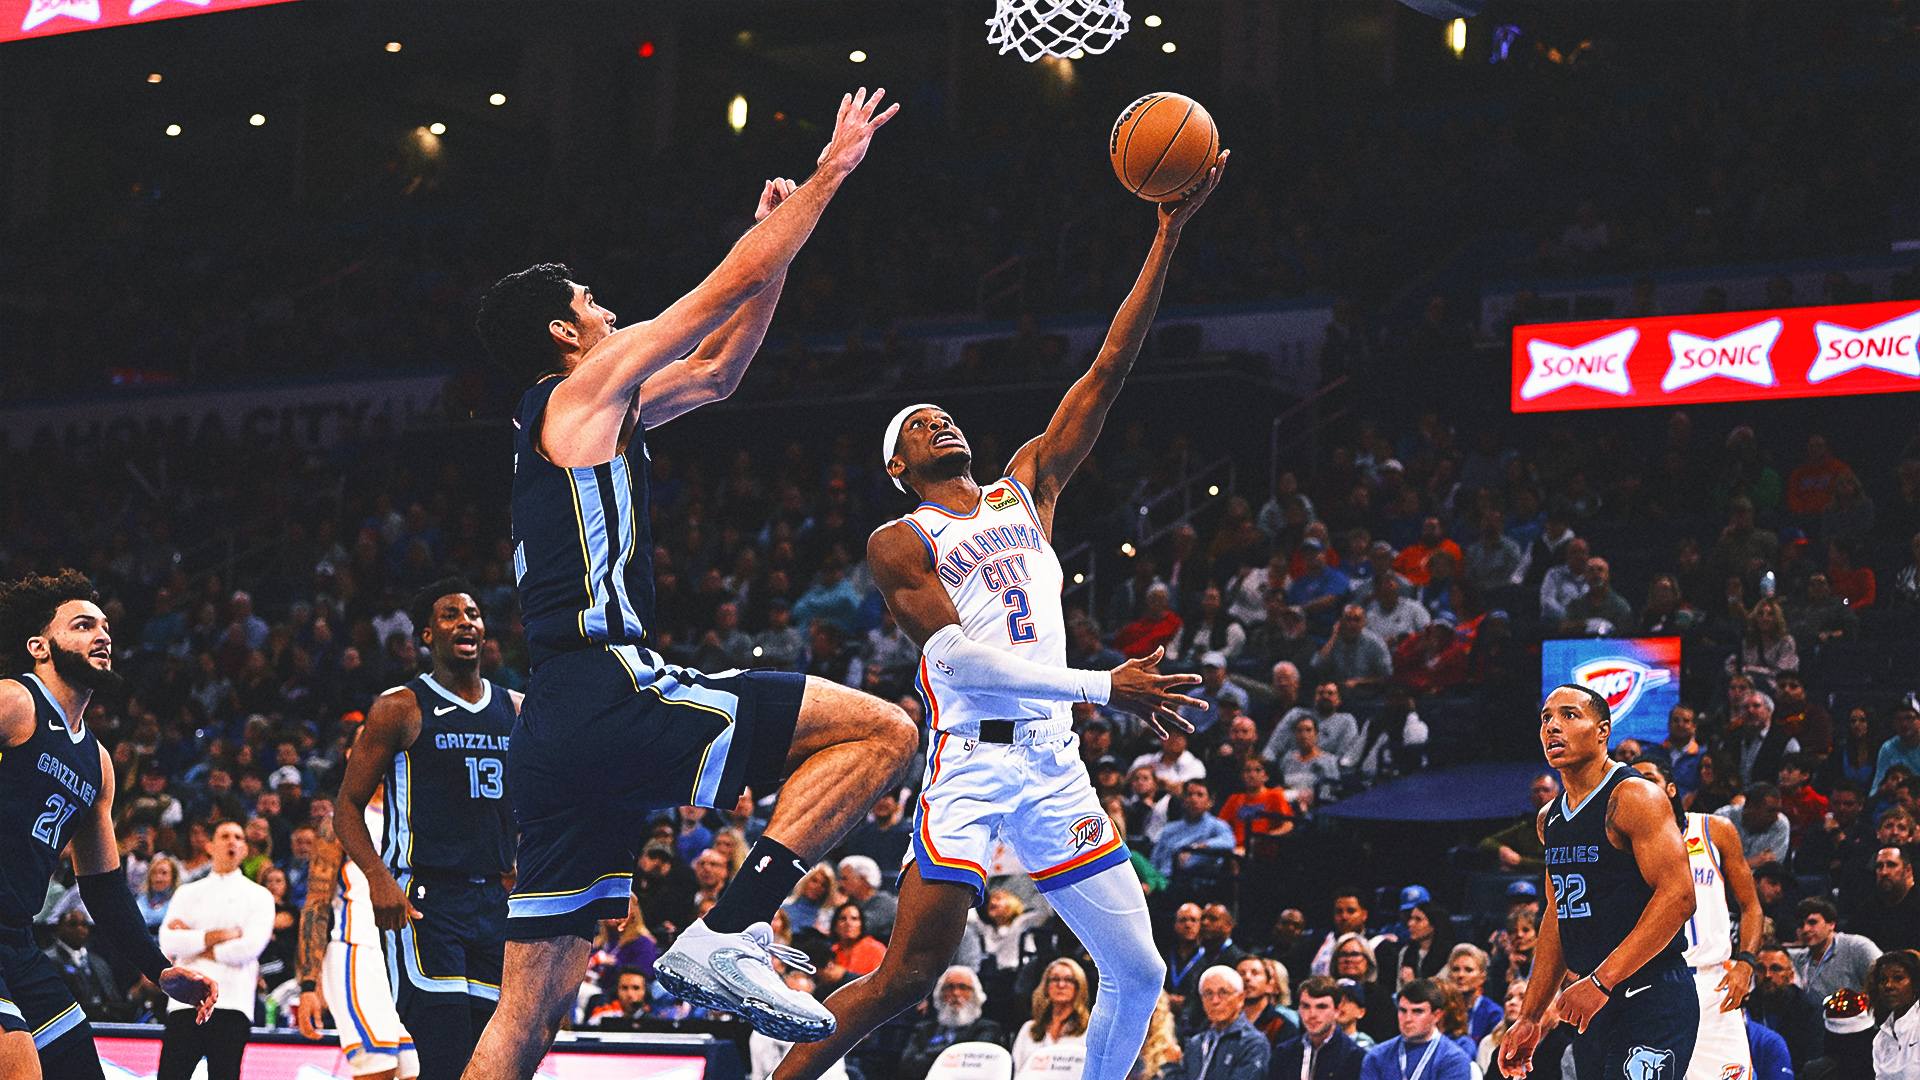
22, 674, 83, 744
507, 874, 633, 919
1560, 761, 1623, 821
0, 997, 22, 1021
417, 672, 493, 714
605, 456, 647, 636
571, 466, 613, 639
31, 1003, 83, 1049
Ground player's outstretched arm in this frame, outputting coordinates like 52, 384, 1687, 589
555, 91, 896, 419
1007, 151, 1227, 515
295, 816, 345, 1039
72, 743, 219, 1022
869, 523, 1202, 730
1711, 813, 1763, 1012
640, 179, 797, 429
334, 689, 422, 933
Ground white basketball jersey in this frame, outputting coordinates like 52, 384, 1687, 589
333, 803, 385, 947
900, 477, 1067, 731
1682, 812, 1733, 967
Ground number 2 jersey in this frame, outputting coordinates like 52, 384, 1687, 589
380, 674, 515, 879
896, 477, 1068, 731
0, 675, 102, 926
1542, 761, 1686, 978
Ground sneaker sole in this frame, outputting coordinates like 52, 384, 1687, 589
654, 952, 836, 1044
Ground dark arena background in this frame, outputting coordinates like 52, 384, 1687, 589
5, 2, 1920, 1078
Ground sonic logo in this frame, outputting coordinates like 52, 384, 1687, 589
984, 488, 1019, 511
1572, 657, 1673, 723
1067, 814, 1105, 852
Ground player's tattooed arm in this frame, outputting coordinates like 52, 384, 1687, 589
1007, 151, 1229, 521
297, 817, 342, 984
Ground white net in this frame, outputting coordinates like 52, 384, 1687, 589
986, 0, 1130, 62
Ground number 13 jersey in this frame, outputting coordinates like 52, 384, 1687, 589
381, 674, 515, 879
898, 477, 1069, 731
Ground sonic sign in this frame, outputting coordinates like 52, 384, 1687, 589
1541, 638, 1682, 749
0, 0, 297, 42
1511, 299, 1920, 412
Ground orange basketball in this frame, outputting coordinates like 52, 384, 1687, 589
1109, 92, 1219, 202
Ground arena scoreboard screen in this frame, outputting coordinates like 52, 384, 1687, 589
1511, 299, 1920, 412
1540, 638, 1682, 749
0, 0, 296, 42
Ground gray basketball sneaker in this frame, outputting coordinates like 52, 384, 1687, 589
653, 918, 837, 1042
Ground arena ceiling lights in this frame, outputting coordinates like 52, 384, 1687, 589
1511, 299, 1920, 412
1, 0, 298, 43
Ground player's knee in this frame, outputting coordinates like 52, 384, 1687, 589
870, 701, 917, 765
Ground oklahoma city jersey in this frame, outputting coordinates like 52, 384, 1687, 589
898, 476, 1067, 730
1681, 812, 1732, 967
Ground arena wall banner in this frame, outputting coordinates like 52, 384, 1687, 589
1540, 637, 1682, 749
0, 0, 297, 42
1510, 298, 1920, 412
95, 1029, 733, 1080
0, 371, 450, 453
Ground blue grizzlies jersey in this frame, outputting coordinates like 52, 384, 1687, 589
382, 674, 516, 878
511, 377, 656, 668
0, 676, 102, 925
1542, 762, 1686, 978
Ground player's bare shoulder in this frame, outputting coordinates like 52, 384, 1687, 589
364, 684, 425, 746
0, 678, 35, 747
1606, 771, 1673, 847
868, 518, 932, 576
1536, 799, 1556, 843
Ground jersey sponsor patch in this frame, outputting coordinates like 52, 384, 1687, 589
1067, 813, 1105, 852
984, 487, 1019, 511
1686, 834, 1708, 857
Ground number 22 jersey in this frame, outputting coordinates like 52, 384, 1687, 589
898, 477, 1068, 731
1541, 762, 1686, 978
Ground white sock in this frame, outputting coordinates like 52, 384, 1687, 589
1044, 862, 1167, 1080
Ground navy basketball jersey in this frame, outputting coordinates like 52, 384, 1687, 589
0, 676, 103, 925
1542, 762, 1686, 977
510, 377, 656, 667
382, 674, 515, 878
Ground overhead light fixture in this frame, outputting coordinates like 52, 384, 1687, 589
147, 73, 162, 84
849, 49, 867, 63
488, 93, 506, 106
1120, 542, 1136, 557
1161, 41, 1176, 53
729, 94, 748, 132
165, 124, 181, 136
385, 41, 401, 53
249, 113, 265, 126
1449, 18, 1468, 56
428, 122, 446, 135
1143, 14, 1162, 26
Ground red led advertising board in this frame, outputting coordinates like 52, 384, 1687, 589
0, 0, 296, 43
95, 1036, 710, 1080
1510, 298, 1920, 412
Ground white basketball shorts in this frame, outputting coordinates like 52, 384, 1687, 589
1685, 962, 1753, 1080
323, 940, 419, 1078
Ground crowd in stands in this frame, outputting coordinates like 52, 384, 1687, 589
5, 6, 1918, 402
11, 377, 1920, 1077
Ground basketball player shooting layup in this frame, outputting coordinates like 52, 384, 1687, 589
1628, 757, 1763, 1080
463, 88, 917, 1080
774, 151, 1230, 1080
0, 571, 217, 1080
1499, 685, 1699, 1080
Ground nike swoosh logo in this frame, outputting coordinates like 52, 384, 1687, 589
1623, 985, 1648, 998
434, 705, 458, 716
929, 524, 948, 538
1547, 815, 1560, 826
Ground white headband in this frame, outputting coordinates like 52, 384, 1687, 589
881, 403, 943, 494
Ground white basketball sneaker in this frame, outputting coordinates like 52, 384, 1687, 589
653, 919, 837, 1042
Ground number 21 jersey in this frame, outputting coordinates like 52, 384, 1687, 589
0, 675, 101, 925
898, 477, 1068, 732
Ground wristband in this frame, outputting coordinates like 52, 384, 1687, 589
1733, 952, 1757, 968
1587, 972, 1612, 996
300, 980, 318, 993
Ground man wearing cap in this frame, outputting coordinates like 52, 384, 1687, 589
1181, 653, 1248, 740
1288, 539, 1351, 639
1744, 943, 1823, 1069
1873, 696, 1920, 795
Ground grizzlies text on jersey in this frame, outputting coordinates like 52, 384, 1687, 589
0, 675, 102, 926
382, 674, 515, 879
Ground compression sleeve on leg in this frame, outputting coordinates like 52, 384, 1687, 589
78, 867, 172, 984
921, 623, 1111, 705
1046, 862, 1165, 1080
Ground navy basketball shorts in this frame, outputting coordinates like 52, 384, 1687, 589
505, 645, 805, 941
384, 875, 506, 1010
0, 931, 93, 1068
1573, 961, 1698, 1080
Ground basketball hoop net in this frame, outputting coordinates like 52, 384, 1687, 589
986, 0, 1129, 62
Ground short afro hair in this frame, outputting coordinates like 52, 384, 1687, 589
1550, 682, 1612, 731
410, 578, 481, 642
474, 263, 578, 381
0, 569, 98, 672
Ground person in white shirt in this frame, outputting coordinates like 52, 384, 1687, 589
1871, 950, 1920, 1080
1131, 731, 1207, 791
159, 819, 274, 1080
1361, 575, 1429, 648
1012, 958, 1092, 1079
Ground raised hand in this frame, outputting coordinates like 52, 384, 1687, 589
816, 88, 900, 179
756, 177, 798, 223
1159, 150, 1230, 233
1106, 647, 1204, 738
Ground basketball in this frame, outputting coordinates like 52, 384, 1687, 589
1109, 92, 1219, 202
